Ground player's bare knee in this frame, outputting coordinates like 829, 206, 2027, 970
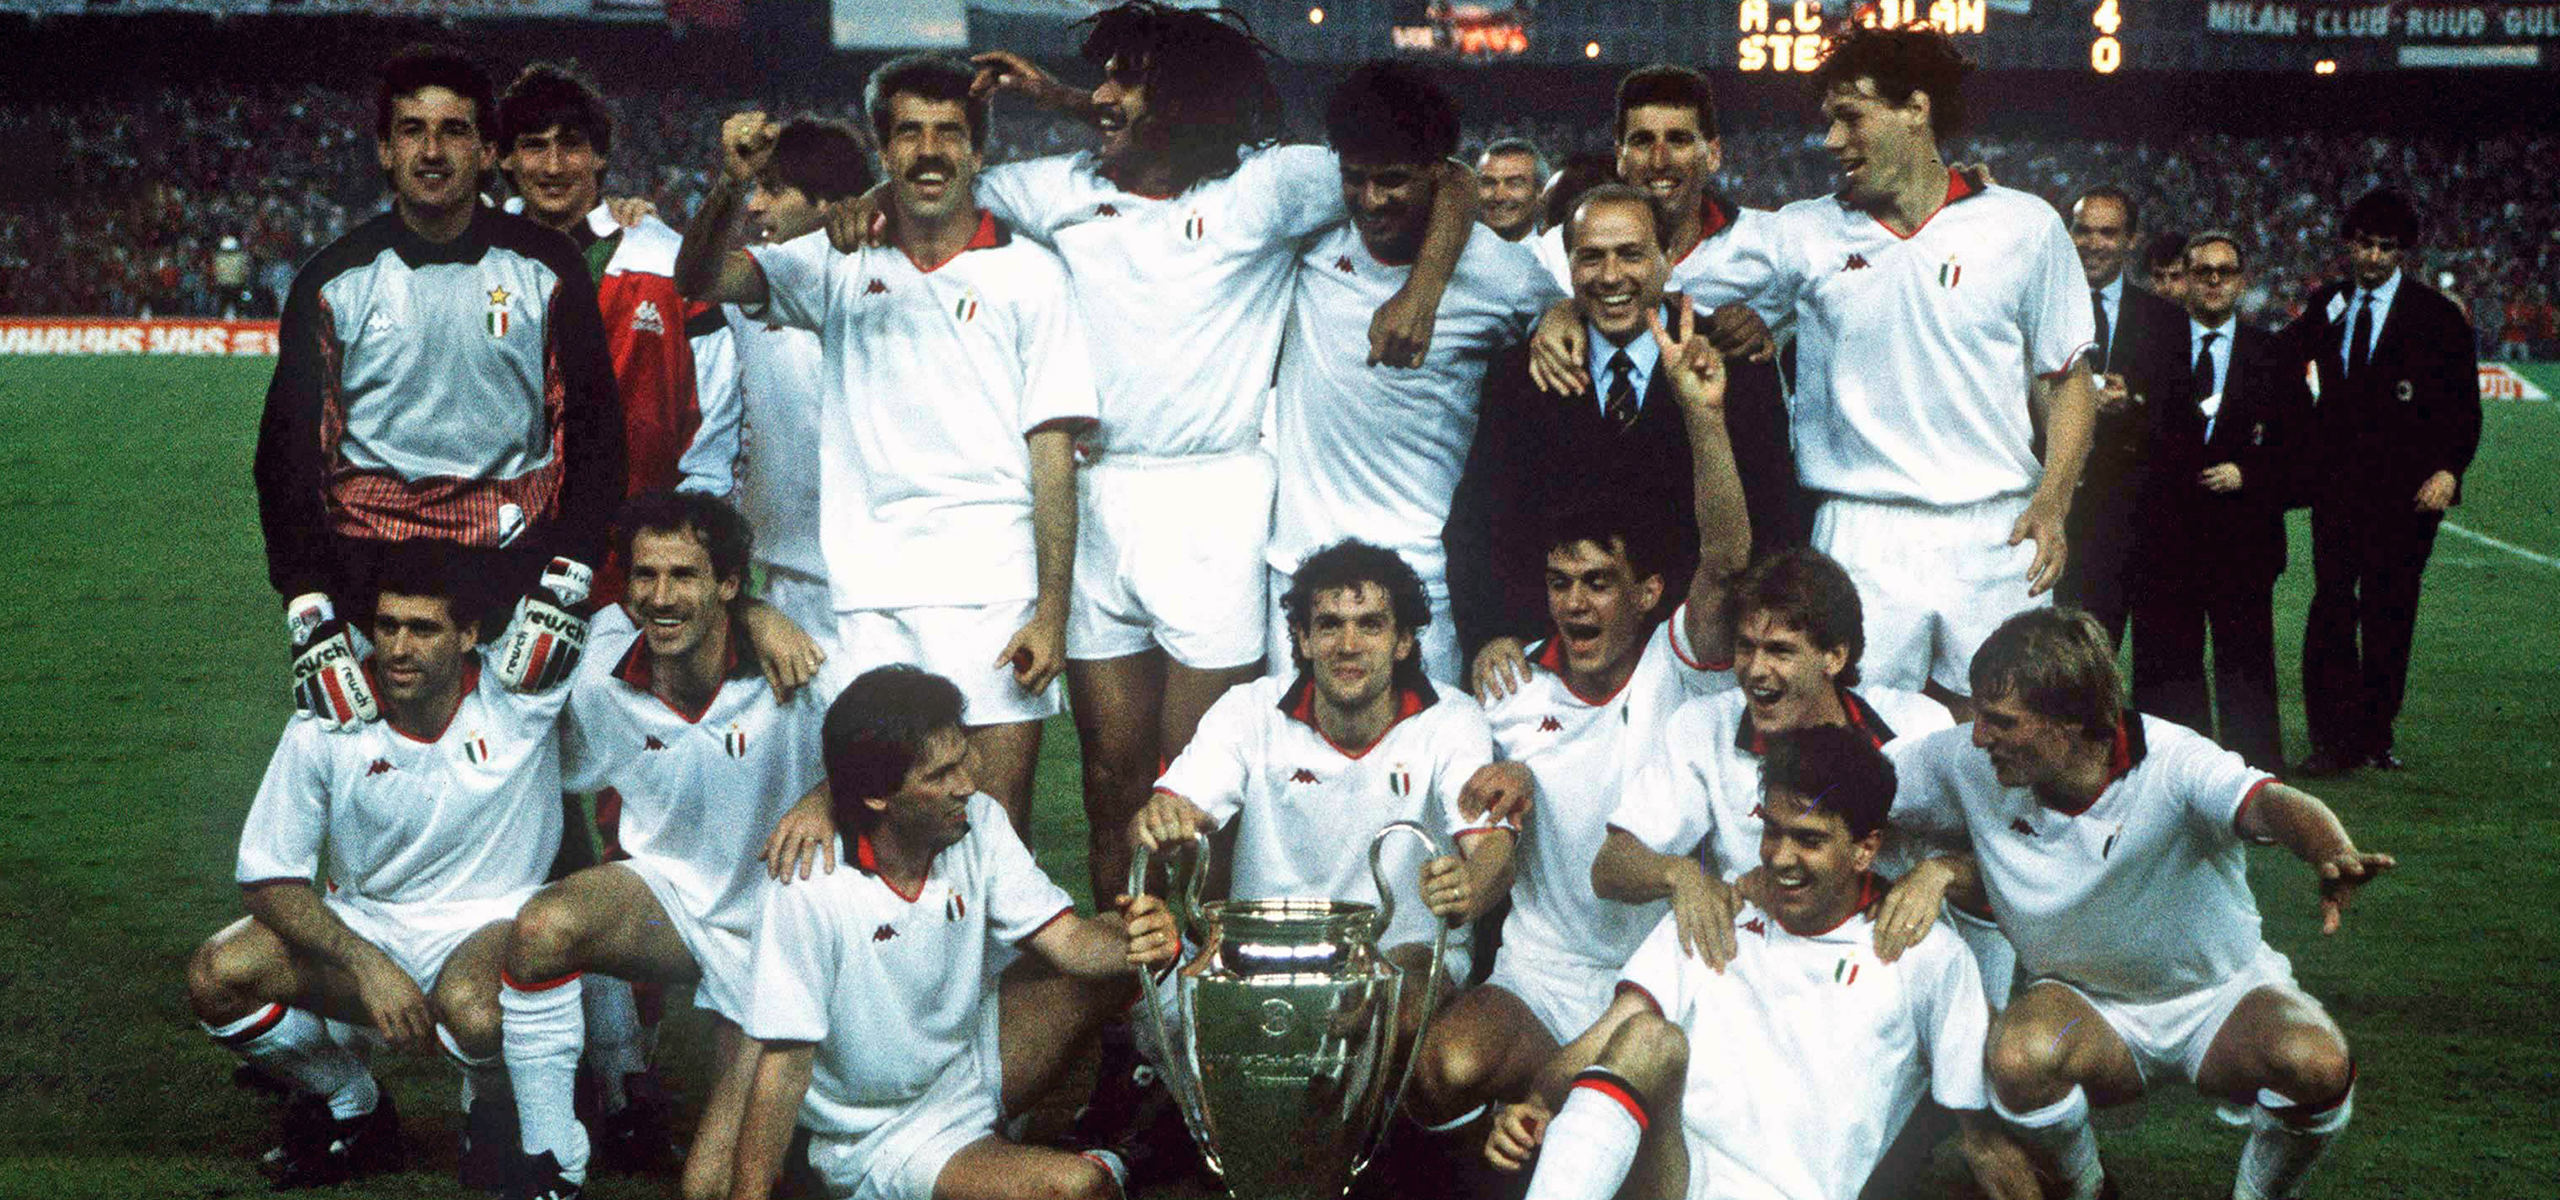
186, 926, 269, 1021
2264, 1023, 2353, 1104
1984, 1019, 2073, 1106
1605, 1012, 1688, 1093
1032, 1151, 1118, 1200
678, 1160, 731, 1200
434, 991, 503, 1059
506, 887, 590, 978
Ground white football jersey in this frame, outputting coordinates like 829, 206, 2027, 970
1484, 609, 1732, 973
975, 145, 1345, 457
1888, 715, 2276, 1003
1155, 673, 1505, 954
1269, 224, 1560, 591
1618, 892, 1989, 1200
721, 302, 828, 580
740, 793, 1073, 1139
1735, 173, 2095, 505
236, 650, 567, 908
747, 216, 1098, 612
559, 609, 837, 937
1538, 198, 1787, 325
1611, 685, 1952, 882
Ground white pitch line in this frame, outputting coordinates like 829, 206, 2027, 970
2443, 521, 2560, 569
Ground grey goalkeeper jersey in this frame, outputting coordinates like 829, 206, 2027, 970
254, 205, 623, 599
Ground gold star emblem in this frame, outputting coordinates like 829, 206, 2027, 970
487, 286, 510, 306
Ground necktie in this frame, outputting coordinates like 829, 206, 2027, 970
2193, 331, 2221, 439
2347, 293, 2374, 377
2090, 288, 2112, 371
1604, 350, 1638, 430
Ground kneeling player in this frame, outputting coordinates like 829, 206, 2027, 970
188, 545, 573, 1189
1486, 726, 2021, 1200
727, 666, 1153, 1200
500, 491, 838, 1200
1132, 541, 1517, 988
1889, 609, 2391, 1200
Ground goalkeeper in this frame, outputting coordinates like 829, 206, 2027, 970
253, 44, 625, 725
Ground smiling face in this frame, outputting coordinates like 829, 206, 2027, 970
369, 592, 477, 714
1544, 537, 1662, 694
1339, 157, 1435, 263
1476, 148, 1540, 238
1820, 77, 1936, 208
1733, 609, 1850, 734
1567, 197, 1669, 342
871, 725, 977, 853
1089, 54, 1152, 167
746, 175, 826, 244
879, 92, 981, 227
2070, 194, 2133, 288
503, 122, 605, 229
624, 526, 739, 669
1294, 582, 1413, 719
376, 86, 492, 220
1616, 103, 1718, 232
1757, 786, 1878, 934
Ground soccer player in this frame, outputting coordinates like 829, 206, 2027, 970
1888, 609, 2392, 1200
1484, 726, 2018, 1200
964, 0, 1480, 905
725, 666, 1154, 1200
498, 64, 736, 507
1476, 137, 1545, 242
1405, 296, 1747, 1151
1131, 541, 1516, 985
254, 45, 623, 729
497, 491, 839, 1200
1643, 27, 2098, 710
1268, 61, 1562, 686
186, 543, 572, 1189
674, 56, 1097, 833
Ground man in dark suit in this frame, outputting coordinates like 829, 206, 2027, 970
2058, 185, 2189, 647
2279, 190, 2481, 776
2128, 232, 2309, 771
1449, 182, 1783, 691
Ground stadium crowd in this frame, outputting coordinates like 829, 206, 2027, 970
7, 77, 2556, 356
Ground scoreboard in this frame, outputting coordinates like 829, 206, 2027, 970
1734, 0, 2150, 74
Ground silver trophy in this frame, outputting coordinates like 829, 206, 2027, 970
1129, 821, 1451, 1200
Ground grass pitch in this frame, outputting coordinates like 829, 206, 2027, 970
0, 356, 2553, 1198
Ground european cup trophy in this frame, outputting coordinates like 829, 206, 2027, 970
1128, 821, 1451, 1200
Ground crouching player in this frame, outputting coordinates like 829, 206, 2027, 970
1486, 727, 2023, 1200
500, 491, 840, 1200
1888, 610, 2391, 1200
726, 666, 1155, 1200
188, 544, 574, 1189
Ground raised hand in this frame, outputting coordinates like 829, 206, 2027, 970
1647, 294, 1729, 414
720, 111, 779, 184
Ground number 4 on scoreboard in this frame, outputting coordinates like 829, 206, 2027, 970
2093, 0, 2121, 35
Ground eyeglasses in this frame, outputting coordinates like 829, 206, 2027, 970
2187, 265, 2242, 281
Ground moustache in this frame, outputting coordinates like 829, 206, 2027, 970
906, 160, 959, 182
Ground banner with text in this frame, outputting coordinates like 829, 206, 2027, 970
0, 318, 280, 356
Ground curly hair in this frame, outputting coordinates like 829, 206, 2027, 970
1812, 23, 1975, 140
1077, 1, 1284, 193
1280, 540, 1432, 690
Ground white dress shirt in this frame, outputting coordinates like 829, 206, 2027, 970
1587, 323, 1661, 419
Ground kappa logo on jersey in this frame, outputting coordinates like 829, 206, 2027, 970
1334, 256, 1356, 274
1094, 203, 1120, 218
365, 310, 399, 336
1538, 716, 1564, 732
461, 731, 492, 766
1183, 212, 1206, 241
723, 724, 748, 759
1388, 764, 1413, 797
2010, 817, 2038, 837
1844, 254, 1872, 271
872, 923, 898, 942
485, 287, 512, 337
1290, 768, 1320, 784
952, 289, 980, 323
1741, 917, 1768, 937
366, 758, 396, 776
643, 735, 668, 751
864, 279, 890, 296
630, 300, 666, 336
944, 891, 967, 922
1833, 957, 1862, 985
1937, 256, 1963, 288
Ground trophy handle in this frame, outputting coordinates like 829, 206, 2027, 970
1353, 819, 1452, 1178
1128, 833, 1223, 1176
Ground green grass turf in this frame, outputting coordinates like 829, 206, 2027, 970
0, 356, 2553, 1198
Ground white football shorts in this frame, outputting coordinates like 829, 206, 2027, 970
325, 887, 536, 994
613, 857, 753, 1023
756, 562, 836, 650
1812, 492, 2046, 695
838, 600, 1064, 726
805, 1034, 1002, 1200
1483, 949, 1618, 1043
2032, 941, 2301, 1090
1070, 449, 1276, 670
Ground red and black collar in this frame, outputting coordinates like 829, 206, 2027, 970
609, 613, 754, 724
902, 210, 1012, 274
1277, 672, 1438, 759
2043, 711, 2150, 817
1672, 192, 1736, 265
1734, 686, 1898, 755
852, 830, 937, 903
1790, 872, 1887, 939
1529, 624, 1654, 708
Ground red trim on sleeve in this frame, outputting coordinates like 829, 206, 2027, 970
501, 968, 584, 993
2039, 342, 2100, 380
1612, 980, 1662, 1015
2232, 776, 2279, 842
1570, 1076, 1651, 1131
1017, 905, 1077, 945
1453, 824, 1516, 845
1667, 605, 1725, 673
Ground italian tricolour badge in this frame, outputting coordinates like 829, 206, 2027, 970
1388, 763, 1413, 798
952, 288, 980, 324
1183, 211, 1206, 241
1833, 956, 1861, 985
1936, 256, 1962, 288
462, 731, 493, 766
486, 286, 512, 337
724, 723, 749, 759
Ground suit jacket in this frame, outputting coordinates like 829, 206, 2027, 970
2275, 275, 2480, 508
1445, 314, 1791, 662
2133, 321, 2310, 585
2084, 282, 2190, 511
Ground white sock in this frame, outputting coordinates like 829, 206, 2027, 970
1523, 1070, 1649, 1200
438, 1024, 509, 1115
582, 974, 646, 1112
2234, 1083, 2353, 1200
502, 969, 589, 1179
204, 1004, 379, 1121
1992, 1085, 2103, 1200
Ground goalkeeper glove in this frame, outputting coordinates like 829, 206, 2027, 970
494, 557, 594, 693
286, 593, 378, 730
